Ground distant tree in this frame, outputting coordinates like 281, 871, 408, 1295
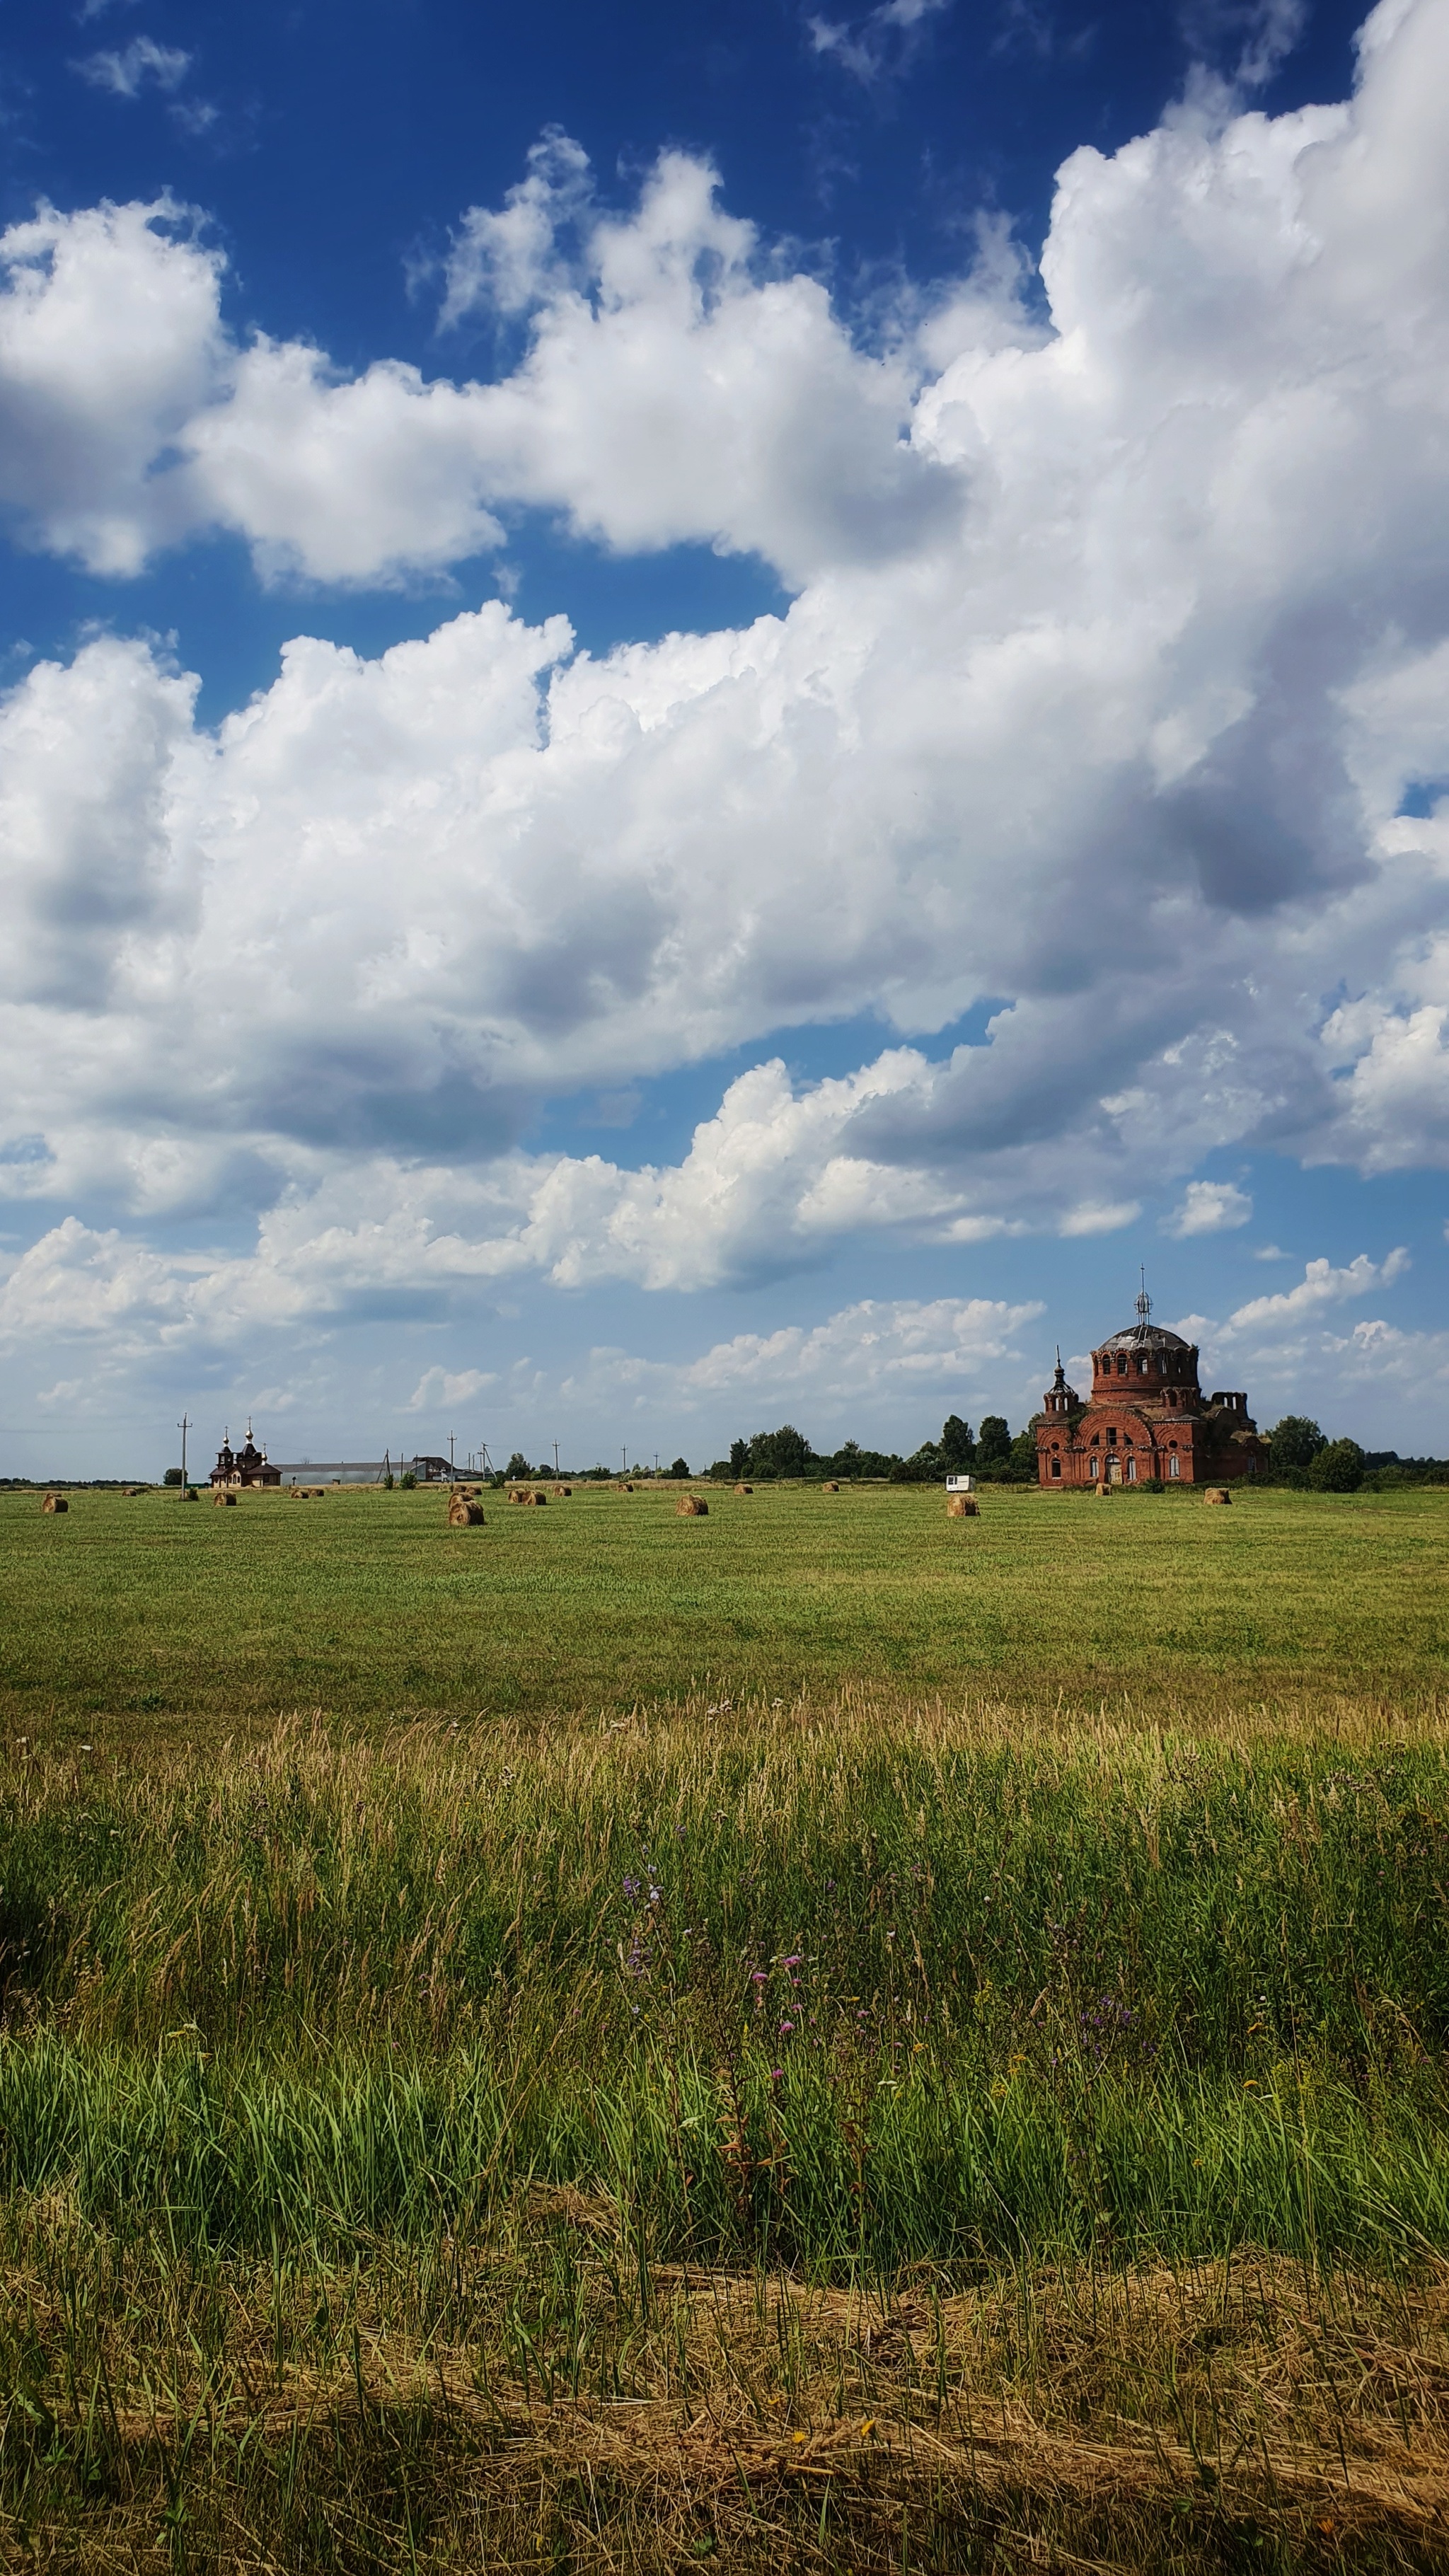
504, 1451, 533, 1481
891, 1442, 943, 1484
729, 1438, 750, 1476
163, 1467, 183, 1486
398, 1469, 417, 1489
1309, 1436, 1365, 1493
747, 1424, 813, 1479
976, 1416, 1011, 1471
383, 1470, 394, 1489
669, 1456, 689, 1478
940, 1414, 976, 1469
830, 1446, 901, 1478
1268, 1416, 1327, 1475
1008, 1429, 1039, 1482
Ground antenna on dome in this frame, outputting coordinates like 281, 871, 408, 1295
1136, 1266, 1152, 1326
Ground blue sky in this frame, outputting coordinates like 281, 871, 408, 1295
1, 0, 1446, 1477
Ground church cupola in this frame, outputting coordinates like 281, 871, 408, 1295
1042, 1346, 1080, 1416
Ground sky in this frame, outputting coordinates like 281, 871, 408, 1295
1, 0, 1448, 1479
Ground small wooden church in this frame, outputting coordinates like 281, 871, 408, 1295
1035, 1286, 1268, 1489
209, 1423, 281, 1490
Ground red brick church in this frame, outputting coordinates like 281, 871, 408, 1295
1035, 1286, 1268, 1489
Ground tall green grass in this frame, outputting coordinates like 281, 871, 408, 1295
2, 1705, 1447, 2268
4, 1704, 1449, 2565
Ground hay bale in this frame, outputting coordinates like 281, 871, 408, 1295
623, 1481, 635, 1492
213, 1489, 236, 1508
531, 1490, 548, 1506
946, 1494, 979, 1518
822, 1481, 838, 1492
123, 1486, 144, 1498
40, 1491, 67, 1513
448, 1494, 485, 1527
1204, 1486, 1232, 1506
554, 1484, 572, 1496
677, 1494, 709, 1516
734, 1482, 754, 1495
181, 1487, 199, 1502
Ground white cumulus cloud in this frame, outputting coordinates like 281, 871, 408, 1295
1, 0, 1449, 1420
1226, 1246, 1409, 1332
1165, 1179, 1252, 1236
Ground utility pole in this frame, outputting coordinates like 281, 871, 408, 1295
449, 1431, 455, 1475
177, 1413, 191, 1489
622, 1444, 628, 1475
553, 1440, 560, 1475
654, 1451, 659, 1477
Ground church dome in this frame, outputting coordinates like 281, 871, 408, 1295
1096, 1322, 1194, 1356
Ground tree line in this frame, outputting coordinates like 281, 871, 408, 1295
489, 1418, 1446, 1489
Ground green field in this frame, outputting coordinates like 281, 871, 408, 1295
4, 1477, 1447, 1730
2, 1482, 1448, 2569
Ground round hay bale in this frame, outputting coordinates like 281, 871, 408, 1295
821, 1481, 839, 1491
734, 1482, 754, 1495
676, 1494, 709, 1516
213, 1489, 237, 1508
946, 1494, 979, 1518
531, 1490, 548, 1506
181, 1487, 199, 1502
40, 1491, 68, 1513
553, 1484, 572, 1496
623, 1481, 635, 1492
1204, 1486, 1232, 1506
448, 1494, 485, 1527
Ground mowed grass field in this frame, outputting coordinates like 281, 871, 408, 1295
3, 1476, 1447, 1730
3, 1481, 1449, 2569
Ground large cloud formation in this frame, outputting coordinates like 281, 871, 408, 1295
1, 0, 1448, 1394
